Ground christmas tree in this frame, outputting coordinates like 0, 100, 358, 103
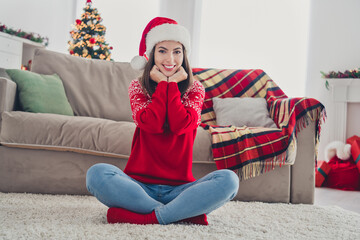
68, 0, 113, 61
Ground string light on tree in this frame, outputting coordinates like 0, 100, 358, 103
68, 0, 113, 61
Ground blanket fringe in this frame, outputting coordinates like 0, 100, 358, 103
295, 106, 326, 137
295, 107, 319, 135
236, 151, 287, 181
236, 106, 326, 181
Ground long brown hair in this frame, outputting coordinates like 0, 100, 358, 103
140, 44, 194, 98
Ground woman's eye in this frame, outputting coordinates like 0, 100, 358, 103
175, 51, 182, 54
159, 50, 166, 53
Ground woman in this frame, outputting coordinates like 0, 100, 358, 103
86, 17, 239, 225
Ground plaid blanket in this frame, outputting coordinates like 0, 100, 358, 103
193, 68, 326, 180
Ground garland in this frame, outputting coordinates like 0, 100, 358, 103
321, 68, 360, 90
0, 23, 49, 46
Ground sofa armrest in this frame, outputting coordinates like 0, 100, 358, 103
268, 97, 323, 204
0, 77, 17, 132
0, 77, 17, 112
290, 121, 316, 204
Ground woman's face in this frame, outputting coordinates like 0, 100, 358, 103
154, 40, 184, 77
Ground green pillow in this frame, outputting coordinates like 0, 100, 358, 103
5, 69, 74, 116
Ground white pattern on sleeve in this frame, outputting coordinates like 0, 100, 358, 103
181, 80, 205, 125
128, 79, 151, 127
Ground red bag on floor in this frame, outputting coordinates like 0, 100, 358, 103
315, 161, 331, 187
324, 156, 360, 191
347, 135, 360, 172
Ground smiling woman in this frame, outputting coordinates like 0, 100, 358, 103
86, 17, 239, 226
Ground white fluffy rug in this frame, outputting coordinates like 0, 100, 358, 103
1, 193, 359, 240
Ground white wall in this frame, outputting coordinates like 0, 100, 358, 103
198, 0, 310, 97
0, 0, 160, 61
159, 0, 202, 67
0, 0, 75, 53
306, 0, 360, 160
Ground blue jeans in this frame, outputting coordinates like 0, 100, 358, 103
86, 163, 239, 225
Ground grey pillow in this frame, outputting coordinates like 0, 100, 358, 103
212, 97, 278, 128
31, 49, 142, 122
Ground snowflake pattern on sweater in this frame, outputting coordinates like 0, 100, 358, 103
128, 79, 151, 127
180, 80, 205, 125
128, 79, 205, 127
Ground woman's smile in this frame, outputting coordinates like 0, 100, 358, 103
163, 64, 176, 71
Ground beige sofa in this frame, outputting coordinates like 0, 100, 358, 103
0, 49, 317, 203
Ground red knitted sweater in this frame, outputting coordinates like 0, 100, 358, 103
124, 79, 205, 185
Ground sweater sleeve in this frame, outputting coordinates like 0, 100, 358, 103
128, 79, 168, 133
167, 80, 205, 135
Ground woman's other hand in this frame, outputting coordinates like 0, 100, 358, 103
150, 65, 168, 83
168, 67, 188, 83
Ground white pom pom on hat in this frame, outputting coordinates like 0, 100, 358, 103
130, 56, 148, 71
324, 140, 352, 162
130, 17, 191, 71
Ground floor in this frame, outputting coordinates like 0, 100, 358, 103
314, 187, 360, 214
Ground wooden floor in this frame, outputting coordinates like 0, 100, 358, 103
314, 187, 360, 214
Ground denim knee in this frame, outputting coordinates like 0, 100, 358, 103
216, 169, 239, 200
86, 163, 112, 193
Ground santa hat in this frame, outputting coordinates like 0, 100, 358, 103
130, 17, 191, 70
324, 140, 352, 162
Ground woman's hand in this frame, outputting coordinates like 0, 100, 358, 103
150, 65, 168, 83
168, 67, 188, 83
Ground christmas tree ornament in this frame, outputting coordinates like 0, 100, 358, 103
68, 0, 113, 61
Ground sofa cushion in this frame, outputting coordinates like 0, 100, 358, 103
31, 49, 142, 122
212, 97, 277, 128
0, 111, 213, 163
0, 111, 134, 158
5, 69, 73, 116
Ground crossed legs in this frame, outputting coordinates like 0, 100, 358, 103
86, 163, 239, 225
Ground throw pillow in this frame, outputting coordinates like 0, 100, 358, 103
5, 69, 74, 116
212, 97, 277, 128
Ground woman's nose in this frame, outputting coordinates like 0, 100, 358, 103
165, 53, 174, 63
